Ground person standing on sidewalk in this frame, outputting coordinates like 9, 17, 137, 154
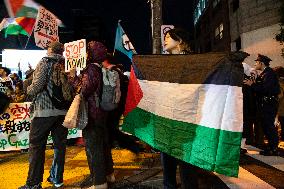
19, 42, 69, 189
69, 41, 114, 189
244, 54, 280, 156
162, 28, 200, 189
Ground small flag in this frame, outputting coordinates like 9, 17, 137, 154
0, 17, 35, 38
123, 52, 249, 177
114, 21, 136, 60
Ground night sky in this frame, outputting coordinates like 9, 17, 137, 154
0, 0, 194, 54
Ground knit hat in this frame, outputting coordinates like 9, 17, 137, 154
87, 41, 107, 63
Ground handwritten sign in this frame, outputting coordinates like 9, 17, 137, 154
64, 39, 86, 72
34, 6, 59, 49
0, 103, 81, 151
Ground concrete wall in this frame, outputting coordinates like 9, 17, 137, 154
241, 24, 284, 67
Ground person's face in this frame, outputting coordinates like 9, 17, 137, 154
164, 33, 180, 53
47, 47, 52, 55
254, 61, 262, 70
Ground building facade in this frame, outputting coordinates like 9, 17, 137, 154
229, 0, 283, 67
193, 0, 283, 67
193, 0, 231, 53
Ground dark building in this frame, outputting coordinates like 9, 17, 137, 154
193, 0, 231, 53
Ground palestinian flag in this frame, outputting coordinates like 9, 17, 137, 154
122, 52, 249, 177
4, 0, 39, 18
0, 17, 36, 38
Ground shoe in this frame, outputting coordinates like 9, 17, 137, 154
106, 173, 115, 183
47, 176, 64, 188
80, 175, 94, 188
259, 149, 279, 156
18, 183, 42, 189
240, 148, 247, 154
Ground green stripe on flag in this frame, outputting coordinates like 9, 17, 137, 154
122, 107, 241, 177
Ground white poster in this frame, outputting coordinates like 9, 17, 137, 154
34, 6, 59, 49
64, 39, 86, 72
161, 25, 174, 54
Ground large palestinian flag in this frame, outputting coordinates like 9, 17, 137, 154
122, 52, 249, 177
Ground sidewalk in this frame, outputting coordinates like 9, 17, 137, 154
0, 145, 163, 189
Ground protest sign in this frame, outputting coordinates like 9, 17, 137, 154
34, 6, 59, 49
64, 39, 86, 72
0, 103, 81, 151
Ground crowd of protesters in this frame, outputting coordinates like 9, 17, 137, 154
1, 28, 284, 189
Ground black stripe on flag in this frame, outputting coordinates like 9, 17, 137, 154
132, 52, 249, 87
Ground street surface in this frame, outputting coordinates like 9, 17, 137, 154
0, 142, 284, 189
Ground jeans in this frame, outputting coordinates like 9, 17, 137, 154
161, 152, 198, 189
83, 116, 114, 185
26, 116, 68, 186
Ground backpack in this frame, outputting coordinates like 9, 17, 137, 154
100, 66, 121, 111
45, 57, 74, 110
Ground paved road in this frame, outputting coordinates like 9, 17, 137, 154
0, 143, 284, 189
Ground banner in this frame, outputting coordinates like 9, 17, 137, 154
64, 39, 86, 72
34, 6, 59, 49
0, 102, 82, 151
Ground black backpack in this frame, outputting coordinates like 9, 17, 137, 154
45, 57, 74, 110
0, 91, 10, 114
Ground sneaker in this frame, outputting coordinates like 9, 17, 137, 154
18, 183, 42, 189
47, 176, 64, 188
94, 182, 108, 189
80, 175, 94, 188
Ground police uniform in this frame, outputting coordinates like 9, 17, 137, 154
251, 54, 280, 155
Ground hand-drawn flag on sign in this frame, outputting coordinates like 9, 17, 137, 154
34, 6, 59, 49
122, 52, 249, 177
0, 17, 35, 38
114, 21, 136, 59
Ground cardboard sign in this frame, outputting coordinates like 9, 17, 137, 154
34, 6, 59, 49
64, 39, 86, 72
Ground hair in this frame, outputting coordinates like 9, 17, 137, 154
48, 41, 64, 55
86, 41, 108, 64
165, 28, 192, 53
1, 67, 11, 75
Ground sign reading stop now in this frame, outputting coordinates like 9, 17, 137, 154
64, 39, 86, 72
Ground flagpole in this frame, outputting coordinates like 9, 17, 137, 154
23, 23, 35, 49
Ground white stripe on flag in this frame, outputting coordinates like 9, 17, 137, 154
137, 80, 243, 132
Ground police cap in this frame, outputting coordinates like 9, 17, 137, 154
255, 54, 272, 66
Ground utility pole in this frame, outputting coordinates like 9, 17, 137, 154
151, 0, 162, 54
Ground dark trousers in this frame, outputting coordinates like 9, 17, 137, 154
26, 115, 68, 186
83, 117, 114, 185
161, 152, 198, 189
258, 100, 279, 150
107, 110, 140, 153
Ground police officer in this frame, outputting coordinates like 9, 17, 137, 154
244, 54, 280, 156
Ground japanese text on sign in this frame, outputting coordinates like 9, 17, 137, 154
34, 6, 59, 49
0, 103, 81, 151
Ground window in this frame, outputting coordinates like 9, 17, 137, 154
213, 0, 221, 8
215, 23, 223, 40
194, 0, 209, 25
